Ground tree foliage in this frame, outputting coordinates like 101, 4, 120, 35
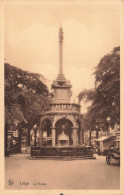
79, 46, 120, 131
78, 89, 95, 103
5, 63, 52, 152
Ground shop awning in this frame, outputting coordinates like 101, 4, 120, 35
96, 136, 110, 142
91, 139, 97, 142
114, 139, 120, 142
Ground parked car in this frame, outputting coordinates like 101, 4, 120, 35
106, 148, 120, 166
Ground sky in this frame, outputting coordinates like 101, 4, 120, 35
4, 3, 120, 112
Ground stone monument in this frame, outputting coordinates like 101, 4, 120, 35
30, 28, 95, 159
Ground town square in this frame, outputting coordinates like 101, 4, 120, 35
2, 1, 122, 194
5, 153, 119, 190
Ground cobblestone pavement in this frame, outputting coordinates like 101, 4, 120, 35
5, 154, 120, 190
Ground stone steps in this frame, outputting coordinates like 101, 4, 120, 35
29, 155, 96, 160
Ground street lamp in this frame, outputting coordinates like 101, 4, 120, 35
106, 117, 111, 135
107, 117, 111, 122
33, 124, 37, 146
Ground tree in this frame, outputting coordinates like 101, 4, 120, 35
79, 46, 120, 134
5, 63, 52, 154
78, 89, 94, 104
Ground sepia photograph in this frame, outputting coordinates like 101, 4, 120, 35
0, 0, 124, 195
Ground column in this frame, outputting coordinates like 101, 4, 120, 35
82, 129, 84, 144
73, 128, 77, 146
39, 129, 43, 147
59, 27, 63, 74
52, 127, 56, 147
80, 129, 83, 145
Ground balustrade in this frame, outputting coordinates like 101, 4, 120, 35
50, 103, 80, 112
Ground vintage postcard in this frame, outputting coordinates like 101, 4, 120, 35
0, 0, 124, 195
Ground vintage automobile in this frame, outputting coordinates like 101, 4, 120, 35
106, 148, 120, 166
96, 136, 116, 155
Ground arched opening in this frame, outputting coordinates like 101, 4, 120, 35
41, 119, 52, 146
55, 118, 73, 146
